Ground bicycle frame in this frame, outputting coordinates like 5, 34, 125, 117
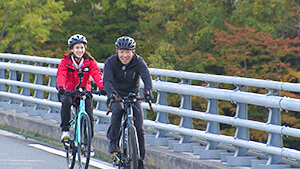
70, 94, 88, 148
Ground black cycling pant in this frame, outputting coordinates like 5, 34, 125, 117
60, 94, 94, 138
106, 101, 146, 160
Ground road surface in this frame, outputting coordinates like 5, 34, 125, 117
0, 129, 115, 169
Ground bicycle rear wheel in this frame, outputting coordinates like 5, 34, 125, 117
65, 114, 76, 169
78, 113, 92, 169
128, 126, 139, 169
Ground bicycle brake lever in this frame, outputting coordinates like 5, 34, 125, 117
106, 100, 113, 115
147, 100, 155, 113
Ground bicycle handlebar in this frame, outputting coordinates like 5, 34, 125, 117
106, 96, 154, 115
65, 89, 107, 97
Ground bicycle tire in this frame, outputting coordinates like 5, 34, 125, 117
66, 140, 76, 169
128, 126, 139, 169
66, 109, 77, 169
78, 113, 92, 169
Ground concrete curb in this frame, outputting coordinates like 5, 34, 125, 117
0, 108, 237, 169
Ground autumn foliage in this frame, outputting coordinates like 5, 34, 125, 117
210, 21, 300, 83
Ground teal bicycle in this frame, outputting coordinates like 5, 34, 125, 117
62, 72, 105, 169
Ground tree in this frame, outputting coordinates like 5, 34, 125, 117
133, 0, 226, 69
229, 0, 300, 38
0, 0, 71, 55
211, 21, 300, 82
39, 0, 141, 62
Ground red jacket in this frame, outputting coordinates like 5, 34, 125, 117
57, 54, 103, 91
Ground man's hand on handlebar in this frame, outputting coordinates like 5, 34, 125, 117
106, 93, 117, 106
143, 89, 153, 102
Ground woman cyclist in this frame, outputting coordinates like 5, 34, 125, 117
56, 34, 104, 145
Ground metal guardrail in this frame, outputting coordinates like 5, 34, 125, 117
0, 53, 300, 169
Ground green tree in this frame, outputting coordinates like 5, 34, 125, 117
0, 0, 71, 55
229, 0, 300, 38
40, 0, 141, 62
134, 0, 226, 70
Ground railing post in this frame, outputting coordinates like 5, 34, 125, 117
147, 75, 170, 146
47, 72, 59, 113
172, 79, 196, 152
266, 89, 282, 165
33, 62, 46, 110
234, 85, 249, 156
225, 85, 251, 166
196, 81, 225, 159
155, 76, 169, 137
205, 82, 220, 150
20, 61, 32, 107
0, 58, 7, 101
8, 59, 20, 104
178, 79, 192, 143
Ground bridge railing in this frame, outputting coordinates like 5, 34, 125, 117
0, 53, 300, 169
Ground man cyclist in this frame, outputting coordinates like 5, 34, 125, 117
104, 36, 153, 169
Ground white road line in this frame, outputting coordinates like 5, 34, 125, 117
29, 144, 116, 169
0, 129, 27, 139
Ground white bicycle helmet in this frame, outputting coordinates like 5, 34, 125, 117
68, 34, 88, 49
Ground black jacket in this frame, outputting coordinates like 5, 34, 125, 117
103, 53, 153, 97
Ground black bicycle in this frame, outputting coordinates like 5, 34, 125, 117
106, 92, 154, 169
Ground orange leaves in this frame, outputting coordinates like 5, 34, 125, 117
288, 6, 300, 16
211, 21, 300, 82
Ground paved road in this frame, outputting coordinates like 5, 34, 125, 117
0, 129, 115, 169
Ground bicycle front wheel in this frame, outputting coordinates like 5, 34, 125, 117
128, 126, 139, 169
78, 113, 92, 169
65, 140, 76, 169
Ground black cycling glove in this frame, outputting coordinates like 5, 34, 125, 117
143, 89, 153, 102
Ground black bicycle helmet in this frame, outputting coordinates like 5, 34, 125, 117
68, 34, 88, 49
115, 36, 136, 50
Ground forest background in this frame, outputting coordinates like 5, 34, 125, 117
1, 0, 300, 149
